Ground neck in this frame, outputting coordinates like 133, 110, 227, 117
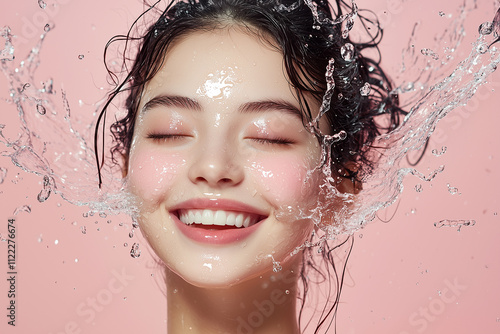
165, 262, 301, 334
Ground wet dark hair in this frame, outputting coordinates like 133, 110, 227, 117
96, 0, 403, 184
95, 0, 403, 332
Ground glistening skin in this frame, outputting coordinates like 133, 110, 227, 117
125, 27, 344, 334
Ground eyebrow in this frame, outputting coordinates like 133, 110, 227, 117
238, 100, 303, 119
141, 94, 303, 119
141, 95, 202, 113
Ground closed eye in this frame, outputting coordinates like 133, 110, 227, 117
146, 133, 190, 142
251, 137, 294, 145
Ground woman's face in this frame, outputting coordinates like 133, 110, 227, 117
127, 28, 329, 287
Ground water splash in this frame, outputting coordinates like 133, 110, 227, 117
421, 48, 440, 60
0, 2, 498, 257
446, 183, 460, 195
306, 4, 500, 237
130, 242, 141, 258
0, 25, 133, 217
0, 27, 14, 61
359, 82, 371, 96
38, 0, 47, 10
431, 146, 447, 156
434, 219, 476, 231
0, 167, 6, 183
13, 204, 31, 215
340, 42, 355, 61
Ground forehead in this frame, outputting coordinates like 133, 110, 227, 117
142, 27, 296, 104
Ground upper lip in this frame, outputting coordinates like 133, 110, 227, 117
170, 198, 269, 217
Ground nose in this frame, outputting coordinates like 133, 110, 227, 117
188, 143, 244, 188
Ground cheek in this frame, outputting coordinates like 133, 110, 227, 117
127, 147, 185, 204
250, 154, 318, 205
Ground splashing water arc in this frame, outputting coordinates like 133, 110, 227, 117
0, 1, 499, 245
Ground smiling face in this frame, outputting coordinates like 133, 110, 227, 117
127, 27, 329, 287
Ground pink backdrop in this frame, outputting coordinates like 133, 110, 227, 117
1, 0, 499, 333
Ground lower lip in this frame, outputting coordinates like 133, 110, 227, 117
170, 212, 264, 245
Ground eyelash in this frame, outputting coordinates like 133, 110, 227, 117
252, 137, 294, 146
146, 133, 188, 141
147, 134, 293, 146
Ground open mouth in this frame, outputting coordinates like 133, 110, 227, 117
175, 209, 266, 230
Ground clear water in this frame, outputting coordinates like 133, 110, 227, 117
1, 1, 499, 259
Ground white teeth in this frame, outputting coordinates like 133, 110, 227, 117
213, 210, 226, 226
243, 216, 251, 228
226, 213, 236, 226
178, 209, 261, 228
235, 214, 243, 228
202, 209, 212, 225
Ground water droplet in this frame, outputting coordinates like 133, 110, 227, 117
20, 82, 30, 93
431, 146, 447, 156
439, 11, 445, 17
421, 48, 439, 60
38, 0, 46, 9
129, 230, 134, 238
74, 258, 78, 263
44, 24, 51, 32
476, 43, 488, 54
99, 212, 107, 218
434, 219, 476, 231
36, 103, 46, 115
415, 184, 423, 192
80, 226, 86, 234
340, 43, 355, 61
402, 82, 415, 92
82, 212, 89, 218
124, 242, 128, 247
54, 239, 58, 245
13, 204, 31, 215
358, 233, 363, 238
37, 175, 52, 202
78, 54, 84, 60
360, 82, 371, 96
285, 289, 290, 295
173, 288, 178, 294
38, 234, 43, 243
447, 183, 460, 195
478, 21, 493, 35
130, 242, 141, 258
0, 167, 7, 184
341, 15, 355, 39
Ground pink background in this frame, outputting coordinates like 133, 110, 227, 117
1, 0, 499, 333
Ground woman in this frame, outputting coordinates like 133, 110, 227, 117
0, 0, 497, 333
96, 0, 402, 332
